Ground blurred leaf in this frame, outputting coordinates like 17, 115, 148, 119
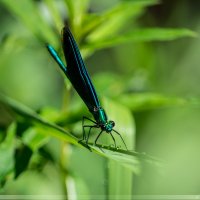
66, 176, 90, 200
65, 0, 90, 37
88, 143, 163, 173
14, 144, 32, 179
102, 97, 135, 150
105, 148, 140, 174
0, 93, 77, 145
102, 98, 135, 198
0, 35, 30, 69
93, 72, 124, 97
118, 93, 197, 112
0, 0, 58, 44
85, 28, 197, 50
44, 0, 63, 31
0, 122, 16, 185
0, 93, 161, 172
22, 127, 50, 151
0, 35, 27, 56
0, 131, 4, 143
84, 0, 158, 42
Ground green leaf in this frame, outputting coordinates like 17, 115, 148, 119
64, 0, 90, 37
86, 143, 162, 173
14, 144, 32, 179
0, 35, 23, 69
0, 0, 58, 44
85, 0, 158, 43
22, 127, 50, 151
85, 28, 197, 50
104, 148, 140, 174
0, 93, 77, 145
102, 98, 135, 197
44, 0, 64, 31
102, 97, 135, 150
83, 0, 157, 39
0, 122, 16, 185
0, 93, 161, 172
118, 93, 194, 112
68, 176, 90, 200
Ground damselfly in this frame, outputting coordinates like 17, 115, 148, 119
47, 27, 127, 150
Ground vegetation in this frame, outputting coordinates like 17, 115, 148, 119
0, 0, 199, 199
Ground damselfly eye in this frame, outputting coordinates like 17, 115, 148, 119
110, 121, 115, 127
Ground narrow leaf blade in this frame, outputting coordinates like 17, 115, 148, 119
85, 28, 197, 50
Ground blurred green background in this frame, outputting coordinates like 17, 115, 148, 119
0, 0, 200, 199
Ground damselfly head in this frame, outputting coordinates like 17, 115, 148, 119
104, 120, 115, 133
109, 120, 115, 128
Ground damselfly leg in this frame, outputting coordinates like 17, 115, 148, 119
94, 130, 103, 146
110, 132, 117, 149
80, 116, 97, 143
81, 117, 128, 151
113, 129, 128, 150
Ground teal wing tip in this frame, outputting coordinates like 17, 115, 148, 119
46, 44, 55, 53
46, 44, 58, 59
46, 44, 67, 74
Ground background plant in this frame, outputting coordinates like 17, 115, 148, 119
0, 0, 199, 199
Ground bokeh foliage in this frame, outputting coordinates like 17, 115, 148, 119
0, 0, 199, 199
